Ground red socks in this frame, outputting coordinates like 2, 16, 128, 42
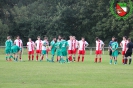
99, 58, 102, 62
36, 55, 38, 61
28, 55, 31, 60
32, 55, 34, 60
122, 59, 124, 64
82, 56, 84, 62
69, 56, 72, 61
78, 56, 80, 62
95, 58, 97, 62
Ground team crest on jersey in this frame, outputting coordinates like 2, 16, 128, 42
110, 0, 133, 20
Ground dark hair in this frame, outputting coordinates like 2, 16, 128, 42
17, 35, 20, 38
62, 36, 66, 40
112, 36, 115, 38
123, 36, 127, 40
81, 37, 85, 39
44, 37, 48, 40
128, 38, 131, 42
114, 38, 117, 41
96, 37, 99, 40
37, 36, 40, 38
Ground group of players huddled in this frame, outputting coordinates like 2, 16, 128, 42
5, 35, 133, 65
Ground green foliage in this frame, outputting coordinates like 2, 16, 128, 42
0, 0, 133, 45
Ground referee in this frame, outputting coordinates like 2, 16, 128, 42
124, 38, 133, 65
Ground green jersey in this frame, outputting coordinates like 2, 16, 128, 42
55, 41, 62, 56
5, 40, 13, 49
111, 42, 118, 50
11, 45, 20, 53
50, 40, 56, 51
60, 40, 68, 51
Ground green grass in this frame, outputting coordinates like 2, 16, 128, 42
0, 55, 133, 88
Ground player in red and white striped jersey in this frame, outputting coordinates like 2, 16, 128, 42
120, 36, 128, 64
72, 36, 78, 61
27, 38, 35, 61
14, 36, 23, 61
67, 36, 74, 61
35, 36, 42, 61
77, 37, 88, 62
95, 37, 104, 63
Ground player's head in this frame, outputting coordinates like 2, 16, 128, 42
17, 36, 20, 39
62, 36, 66, 40
53, 37, 56, 41
73, 36, 76, 40
58, 35, 62, 39
69, 36, 73, 40
96, 37, 99, 41
114, 38, 117, 42
112, 36, 115, 41
44, 37, 48, 40
37, 36, 41, 40
7, 36, 11, 40
81, 37, 85, 41
128, 38, 131, 42
29, 38, 32, 42
123, 36, 127, 40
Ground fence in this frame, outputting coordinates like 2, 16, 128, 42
0, 46, 122, 55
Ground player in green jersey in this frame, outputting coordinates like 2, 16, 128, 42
11, 44, 21, 61
110, 38, 119, 64
55, 38, 62, 62
5, 36, 13, 61
60, 37, 69, 63
49, 37, 56, 62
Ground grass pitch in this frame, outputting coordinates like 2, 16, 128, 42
0, 55, 133, 88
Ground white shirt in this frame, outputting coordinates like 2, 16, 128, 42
35, 40, 42, 50
27, 41, 35, 51
78, 40, 88, 50
14, 39, 23, 48
41, 41, 47, 50
96, 40, 104, 50
68, 40, 73, 50
73, 39, 78, 50
120, 40, 128, 51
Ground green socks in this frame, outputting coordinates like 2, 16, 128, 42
110, 59, 112, 64
6, 56, 8, 60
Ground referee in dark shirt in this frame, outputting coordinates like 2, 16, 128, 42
124, 38, 133, 65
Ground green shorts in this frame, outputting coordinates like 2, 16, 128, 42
56, 50, 62, 56
61, 50, 67, 56
51, 49, 56, 55
112, 50, 118, 57
42, 50, 46, 55
11, 49, 19, 54
5, 48, 11, 54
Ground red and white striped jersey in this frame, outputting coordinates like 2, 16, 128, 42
120, 40, 128, 51
68, 40, 73, 50
27, 41, 35, 51
14, 39, 23, 48
73, 39, 78, 50
96, 40, 104, 50
78, 40, 88, 50
35, 40, 42, 50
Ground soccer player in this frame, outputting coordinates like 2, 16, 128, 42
11, 44, 21, 61
124, 38, 133, 65
110, 38, 119, 64
40, 37, 48, 61
60, 37, 69, 63
77, 37, 89, 62
95, 37, 104, 63
108, 36, 115, 61
35, 36, 42, 61
55, 37, 62, 62
44, 37, 49, 60
49, 37, 56, 62
27, 38, 35, 61
67, 36, 73, 61
120, 36, 128, 64
5, 36, 13, 61
72, 36, 78, 61
14, 36, 23, 61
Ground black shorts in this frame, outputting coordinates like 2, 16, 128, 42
109, 50, 112, 56
125, 51, 132, 57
